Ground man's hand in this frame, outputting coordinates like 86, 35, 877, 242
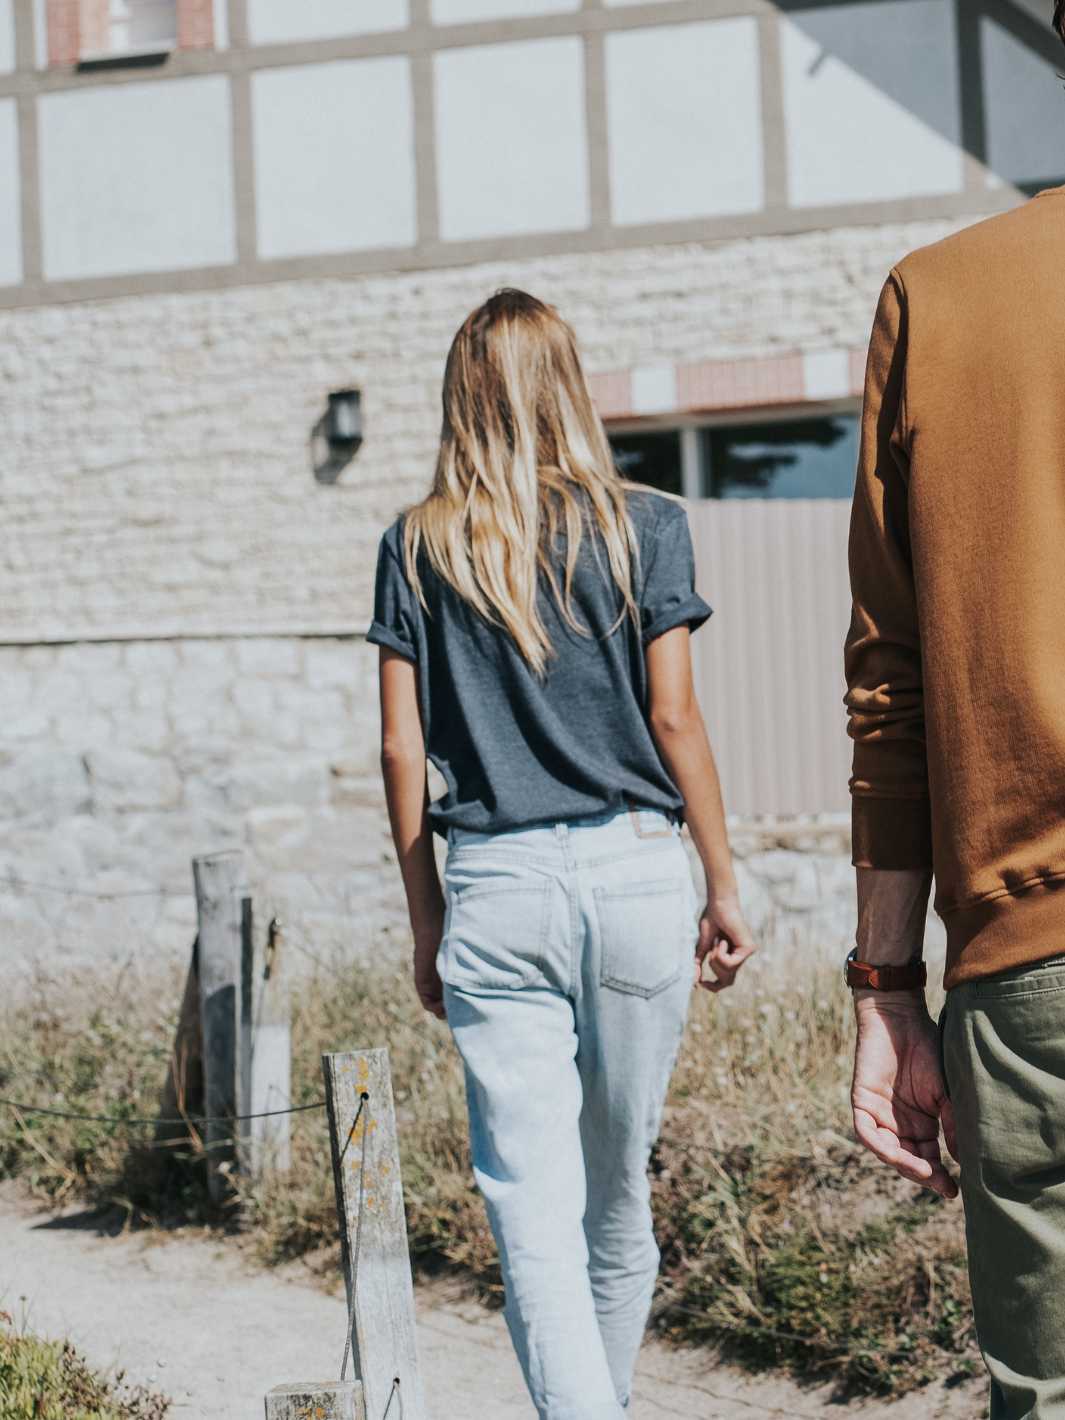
852, 993, 957, 1199
696, 894, 757, 993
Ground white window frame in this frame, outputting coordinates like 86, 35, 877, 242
606, 399, 861, 500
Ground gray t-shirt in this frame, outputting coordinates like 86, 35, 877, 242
368, 490, 711, 836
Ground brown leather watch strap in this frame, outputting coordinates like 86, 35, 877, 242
845, 954, 927, 992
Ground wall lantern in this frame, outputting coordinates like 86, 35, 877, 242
326, 388, 363, 455
312, 387, 363, 484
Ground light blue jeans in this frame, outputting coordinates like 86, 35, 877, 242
437, 806, 698, 1420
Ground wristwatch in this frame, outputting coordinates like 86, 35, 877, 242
844, 945, 927, 992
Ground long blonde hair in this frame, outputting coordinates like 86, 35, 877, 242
404, 289, 639, 676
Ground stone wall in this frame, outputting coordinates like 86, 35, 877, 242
0, 634, 408, 983
1, 217, 964, 980
1, 624, 948, 984
0, 217, 968, 643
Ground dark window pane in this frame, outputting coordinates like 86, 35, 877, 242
704, 415, 859, 500
608, 430, 682, 497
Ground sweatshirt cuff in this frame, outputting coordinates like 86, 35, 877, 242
851, 795, 933, 870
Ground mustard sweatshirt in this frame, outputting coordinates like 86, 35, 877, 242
845, 186, 1065, 988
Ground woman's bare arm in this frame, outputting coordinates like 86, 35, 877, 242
378, 647, 446, 1018
646, 625, 756, 991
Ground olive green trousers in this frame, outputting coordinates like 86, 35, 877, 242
942, 955, 1065, 1420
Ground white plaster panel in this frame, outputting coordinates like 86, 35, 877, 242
38, 76, 236, 280
803, 349, 850, 400
631, 364, 677, 414
0, 0, 14, 73
432, 0, 578, 21
33, 0, 48, 67
0, 99, 21, 285
606, 19, 764, 225
247, 0, 408, 43
252, 58, 416, 259
781, 1, 964, 208
434, 37, 588, 241
981, 17, 1065, 186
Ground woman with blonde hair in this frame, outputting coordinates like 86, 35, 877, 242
369, 288, 755, 1419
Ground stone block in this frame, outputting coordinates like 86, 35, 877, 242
245, 804, 310, 865
83, 668, 135, 711
305, 642, 359, 691
0, 751, 91, 821
236, 637, 302, 677
770, 856, 822, 913
4, 709, 51, 742
218, 755, 329, 813
179, 640, 233, 670
124, 641, 179, 675
85, 749, 183, 812
52, 711, 115, 750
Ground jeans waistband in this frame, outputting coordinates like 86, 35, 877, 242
446, 803, 680, 852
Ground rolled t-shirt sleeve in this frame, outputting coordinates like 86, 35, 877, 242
639, 502, 713, 645
367, 528, 418, 662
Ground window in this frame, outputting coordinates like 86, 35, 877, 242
608, 413, 859, 500
609, 429, 683, 497
59, 0, 216, 67
702, 415, 858, 499
105, 0, 177, 53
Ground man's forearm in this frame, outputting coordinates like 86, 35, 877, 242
855, 866, 933, 965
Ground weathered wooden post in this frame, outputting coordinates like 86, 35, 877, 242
192, 849, 249, 1203
322, 1048, 427, 1420
248, 914, 292, 1176
156, 936, 203, 1145
264, 1380, 365, 1420
264, 1048, 421, 1420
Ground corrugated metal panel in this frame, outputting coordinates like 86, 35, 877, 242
688, 499, 853, 817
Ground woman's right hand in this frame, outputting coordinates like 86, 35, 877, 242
413, 923, 447, 1020
695, 894, 757, 992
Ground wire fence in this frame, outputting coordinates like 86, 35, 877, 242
1, 874, 190, 901
0, 1095, 325, 1128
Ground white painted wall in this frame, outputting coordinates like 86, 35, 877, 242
253, 58, 416, 259
38, 76, 236, 280
432, 0, 579, 21
981, 16, 1065, 186
689, 498, 853, 817
212, 0, 228, 48
434, 36, 588, 241
32, 0, 48, 67
781, 0, 964, 207
0, 99, 21, 285
0, 0, 15, 73
606, 19, 764, 225
247, 0, 408, 44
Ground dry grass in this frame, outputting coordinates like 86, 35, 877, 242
0, 1311, 170, 1420
0, 954, 976, 1397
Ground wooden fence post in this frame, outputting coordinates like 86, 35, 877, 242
249, 914, 292, 1176
322, 1049, 426, 1420
192, 849, 249, 1203
156, 936, 203, 1146
264, 1380, 365, 1420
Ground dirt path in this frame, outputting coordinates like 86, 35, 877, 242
0, 1184, 984, 1419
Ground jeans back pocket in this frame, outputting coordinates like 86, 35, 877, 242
441, 878, 550, 992
595, 877, 689, 998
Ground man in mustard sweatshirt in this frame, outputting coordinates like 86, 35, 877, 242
844, 11, 1065, 1414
